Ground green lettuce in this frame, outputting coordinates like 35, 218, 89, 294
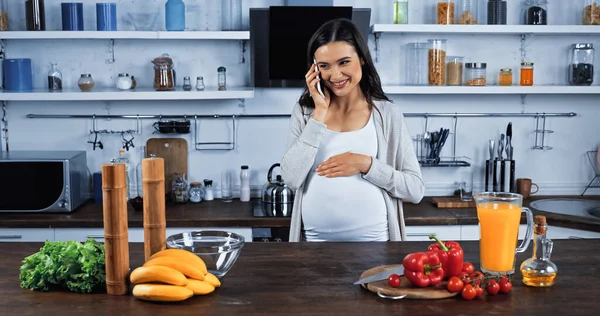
19, 238, 106, 293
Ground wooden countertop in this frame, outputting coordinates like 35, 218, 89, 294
1, 240, 597, 315
1, 196, 599, 232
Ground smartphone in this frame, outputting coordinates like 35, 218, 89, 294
313, 58, 325, 98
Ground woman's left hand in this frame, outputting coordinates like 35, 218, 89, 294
316, 152, 372, 178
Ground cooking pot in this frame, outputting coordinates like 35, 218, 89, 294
261, 163, 294, 217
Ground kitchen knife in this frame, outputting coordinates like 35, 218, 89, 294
353, 266, 405, 285
506, 122, 513, 160
434, 128, 450, 164
487, 140, 494, 191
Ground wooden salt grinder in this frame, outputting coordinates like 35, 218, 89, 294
143, 156, 167, 261
102, 163, 130, 295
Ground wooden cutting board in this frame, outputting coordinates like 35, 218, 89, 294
359, 264, 458, 300
146, 138, 188, 196
432, 197, 476, 208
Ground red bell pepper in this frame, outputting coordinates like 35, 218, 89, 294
427, 234, 464, 279
402, 251, 444, 287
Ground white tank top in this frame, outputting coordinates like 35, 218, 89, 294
302, 115, 389, 242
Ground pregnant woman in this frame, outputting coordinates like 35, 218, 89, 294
281, 18, 425, 242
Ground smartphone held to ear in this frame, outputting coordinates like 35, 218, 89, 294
313, 58, 325, 98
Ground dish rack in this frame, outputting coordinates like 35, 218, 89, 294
413, 133, 470, 167
582, 150, 600, 195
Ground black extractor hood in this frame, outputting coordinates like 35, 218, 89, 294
250, 6, 371, 88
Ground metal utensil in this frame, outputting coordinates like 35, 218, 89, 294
353, 266, 405, 285
486, 139, 495, 191
506, 122, 513, 160
434, 128, 450, 164
498, 134, 505, 160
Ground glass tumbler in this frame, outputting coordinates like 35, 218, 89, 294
221, 170, 233, 202
405, 42, 429, 85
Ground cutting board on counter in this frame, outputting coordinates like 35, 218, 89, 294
359, 264, 458, 300
432, 197, 475, 208
146, 138, 188, 195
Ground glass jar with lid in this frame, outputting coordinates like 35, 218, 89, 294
78, 74, 95, 91
583, 0, 600, 25
152, 53, 175, 91
436, 0, 455, 24
48, 62, 63, 92
116, 73, 133, 90
570, 43, 595, 86
218, 66, 227, 90
465, 63, 487, 86
499, 68, 513, 86
0, 0, 9, 31
523, 0, 548, 25
458, 0, 478, 24
171, 174, 189, 204
446, 56, 464, 86
427, 39, 447, 86
196, 76, 205, 90
188, 182, 204, 203
406, 42, 429, 85
520, 62, 534, 86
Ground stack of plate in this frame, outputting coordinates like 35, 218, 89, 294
487, 0, 507, 25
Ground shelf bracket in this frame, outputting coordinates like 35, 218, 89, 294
373, 32, 381, 63
240, 40, 247, 64
0, 39, 4, 90
238, 98, 246, 108
520, 94, 527, 112
106, 39, 115, 64
1, 101, 8, 153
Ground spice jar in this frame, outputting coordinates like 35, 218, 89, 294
458, 0, 478, 24
171, 174, 189, 204
520, 62, 534, 86
583, 0, 600, 25
218, 66, 227, 90
116, 73, 133, 90
152, 53, 175, 91
427, 39, 447, 86
196, 76, 205, 90
436, 0, 455, 24
203, 179, 214, 201
487, 0, 507, 24
523, 0, 547, 25
78, 74, 95, 92
446, 56, 464, 86
465, 63, 487, 86
182, 76, 192, 91
499, 68, 513, 86
188, 182, 204, 203
570, 43, 594, 86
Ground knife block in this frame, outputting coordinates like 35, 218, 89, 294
485, 159, 516, 193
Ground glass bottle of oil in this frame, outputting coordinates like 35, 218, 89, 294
520, 215, 557, 287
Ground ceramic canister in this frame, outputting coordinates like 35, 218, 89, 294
3, 59, 33, 91
61, 2, 84, 31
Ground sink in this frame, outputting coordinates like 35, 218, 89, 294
529, 198, 600, 220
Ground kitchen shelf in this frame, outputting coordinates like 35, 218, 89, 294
0, 31, 250, 40
382, 85, 600, 95
0, 87, 254, 101
419, 160, 471, 167
371, 24, 600, 35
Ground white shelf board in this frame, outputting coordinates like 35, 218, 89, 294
0, 31, 250, 40
371, 24, 600, 35
0, 87, 254, 101
382, 85, 600, 95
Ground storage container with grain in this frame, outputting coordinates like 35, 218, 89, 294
458, 0, 478, 24
436, 0, 455, 24
427, 39, 447, 86
465, 63, 487, 86
583, 1, 600, 25
446, 56, 464, 86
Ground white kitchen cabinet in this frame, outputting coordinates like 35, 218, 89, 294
546, 225, 600, 239
54, 228, 145, 242
0, 228, 54, 242
461, 225, 529, 241
404, 225, 461, 241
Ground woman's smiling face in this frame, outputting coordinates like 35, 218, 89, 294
314, 41, 363, 98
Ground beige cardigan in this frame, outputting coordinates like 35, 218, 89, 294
280, 100, 425, 242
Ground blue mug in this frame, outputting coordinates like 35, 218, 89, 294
3, 59, 33, 92
96, 3, 117, 31
61, 2, 84, 31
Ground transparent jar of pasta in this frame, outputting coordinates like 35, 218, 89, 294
458, 0, 478, 24
0, 0, 8, 31
583, 0, 600, 25
436, 0, 455, 24
428, 39, 447, 86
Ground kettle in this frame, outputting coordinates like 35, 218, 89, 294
261, 163, 294, 217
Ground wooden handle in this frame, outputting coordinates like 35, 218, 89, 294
101, 163, 130, 295
143, 157, 166, 261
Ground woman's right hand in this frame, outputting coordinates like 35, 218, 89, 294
305, 62, 330, 120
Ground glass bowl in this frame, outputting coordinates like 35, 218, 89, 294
166, 230, 245, 279
126, 12, 159, 31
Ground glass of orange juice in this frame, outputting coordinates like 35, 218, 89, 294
474, 192, 533, 276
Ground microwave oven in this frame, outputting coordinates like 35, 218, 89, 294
0, 150, 91, 213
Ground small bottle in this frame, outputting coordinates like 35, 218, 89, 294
394, 0, 408, 24
499, 68, 513, 86
218, 66, 226, 91
48, 62, 62, 92
203, 179, 214, 201
520, 62, 534, 86
78, 74, 95, 92
188, 182, 204, 203
130, 76, 137, 89
240, 165, 250, 202
196, 76, 205, 91
520, 215, 557, 287
182, 76, 192, 91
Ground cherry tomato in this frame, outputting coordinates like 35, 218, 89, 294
447, 276, 464, 293
485, 279, 500, 295
457, 272, 470, 281
471, 271, 484, 280
461, 284, 477, 300
388, 274, 401, 288
475, 285, 484, 297
462, 262, 475, 274
499, 278, 512, 293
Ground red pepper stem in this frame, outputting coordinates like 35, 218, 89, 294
429, 234, 449, 251
424, 263, 443, 274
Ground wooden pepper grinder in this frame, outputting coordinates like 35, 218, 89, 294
143, 155, 167, 261
102, 162, 130, 295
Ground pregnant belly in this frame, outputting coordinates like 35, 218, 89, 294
302, 172, 387, 233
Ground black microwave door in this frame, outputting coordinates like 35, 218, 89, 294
0, 162, 64, 210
